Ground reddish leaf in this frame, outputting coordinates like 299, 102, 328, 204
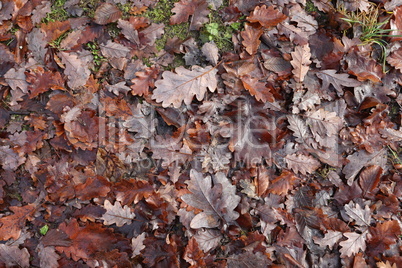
26, 66, 65, 99
268, 170, 299, 196
358, 165, 382, 198
184, 237, 206, 267
247, 5, 287, 28
170, 0, 209, 30
241, 23, 263, 55
130, 66, 159, 96
56, 219, 131, 262
241, 74, 274, 103
41, 20, 71, 42
0, 204, 35, 240
75, 176, 111, 201
114, 179, 154, 206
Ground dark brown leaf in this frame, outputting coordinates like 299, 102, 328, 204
94, 3, 122, 25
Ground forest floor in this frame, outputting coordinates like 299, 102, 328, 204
1, 0, 402, 267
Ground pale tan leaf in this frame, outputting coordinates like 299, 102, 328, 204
37, 244, 59, 268
291, 44, 311, 83
59, 51, 92, 89
152, 65, 217, 108
285, 153, 321, 175
181, 170, 240, 229
101, 200, 135, 227
313, 230, 343, 249
0, 244, 30, 268
339, 231, 369, 257
194, 229, 222, 252
344, 201, 371, 227
131, 233, 146, 257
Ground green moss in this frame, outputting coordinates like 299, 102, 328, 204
42, 0, 69, 23
155, 23, 190, 51
305, 0, 319, 13
142, 0, 175, 23
117, 3, 133, 19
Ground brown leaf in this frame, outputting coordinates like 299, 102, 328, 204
37, 244, 60, 268
184, 237, 206, 266
170, 0, 209, 30
56, 219, 130, 262
94, 3, 122, 25
152, 65, 217, 108
316, 69, 360, 96
59, 51, 92, 89
387, 47, 402, 71
130, 66, 159, 96
241, 23, 263, 55
75, 176, 111, 201
358, 165, 382, 198
241, 74, 274, 103
346, 48, 383, 83
194, 229, 222, 252
247, 5, 287, 28
26, 66, 65, 99
114, 179, 154, 206
41, 20, 71, 42
131, 233, 146, 257
100, 40, 131, 58
0, 204, 35, 240
268, 170, 299, 196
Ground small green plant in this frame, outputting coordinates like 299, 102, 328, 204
387, 145, 402, 170
87, 42, 107, 68
42, 0, 69, 23
40, 225, 49, 235
339, 3, 402, 72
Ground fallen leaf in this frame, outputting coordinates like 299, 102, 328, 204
170, 0, 209, 30
291, 44, 311, 83
102, 200, 135, 227
152, 65, 218, 108
94, 3, 122, 25
247, 5, 286, 28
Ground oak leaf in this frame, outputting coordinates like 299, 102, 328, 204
36, 244, 60, 268
285, 153, 321, 175
339, 231, 369, 257
130, 66, 159, 96
387, 47, 402, 71
291, 44, 311, 83
152, 65, 217, 108
102, 200, 135, 227
247, 5, 287, 28
241, 23, 263, 55
0, 204, 35, 240
268, 170, 299, 196
344, 201, 371, 227
0, 244, 30, 268
316, 69, 360, 96
181, 170, 240, 229
194, 229, 222, 252
313, 230, 343, 249
59, 51, 92, 89
131, 233, 146, 257
94, 3, 122, 25
170, 0, 209, 30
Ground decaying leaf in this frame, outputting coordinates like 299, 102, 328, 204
131, 233, 146, 257
285, 153, 321, 175
94, 3, 122, 25
339, 231, 369, 258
